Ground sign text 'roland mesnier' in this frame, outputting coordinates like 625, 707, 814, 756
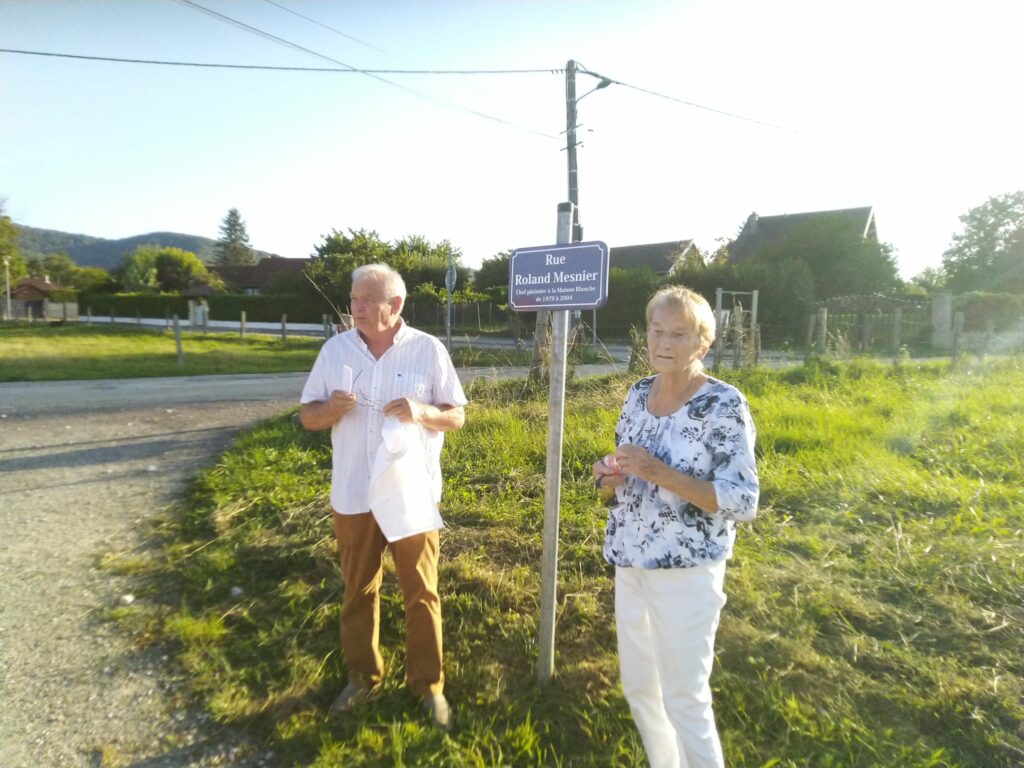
508, 241, 609, 312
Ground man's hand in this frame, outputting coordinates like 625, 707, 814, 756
382, 396, 425, 424
382, 399, 465, 432
326, 391, 357, 420
299, 391, 356, 431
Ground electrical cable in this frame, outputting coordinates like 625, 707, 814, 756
1, 44, 795, 135
0, 48, 559, 75
576, 63, 803, 135
173, 0, 561, 140
259, 0, 403, 61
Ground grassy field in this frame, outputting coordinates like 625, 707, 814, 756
102, 359, 1023, 767
0, 323, 610, 381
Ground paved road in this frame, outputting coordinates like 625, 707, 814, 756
0, 362, 627, 417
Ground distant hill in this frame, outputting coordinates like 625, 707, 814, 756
14, 224, 279, 270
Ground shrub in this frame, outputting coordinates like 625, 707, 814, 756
956, 292, 1023, 332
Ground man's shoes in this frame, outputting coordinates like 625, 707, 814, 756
328, 682, 379, 715
423, 693, 451, 731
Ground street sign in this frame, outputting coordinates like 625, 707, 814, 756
508, 240, 609, 312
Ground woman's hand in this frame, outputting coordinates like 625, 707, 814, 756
592, 454, 626, 491
614, 444, 666, 484
615, 444, 720, 514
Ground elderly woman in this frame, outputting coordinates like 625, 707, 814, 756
592, 285, 759, 768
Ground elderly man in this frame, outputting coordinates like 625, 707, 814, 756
299, 263, 467, 731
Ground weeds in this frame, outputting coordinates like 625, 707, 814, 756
108, 360, 1023, 766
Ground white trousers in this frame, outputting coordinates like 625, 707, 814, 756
615, 561, 728, 768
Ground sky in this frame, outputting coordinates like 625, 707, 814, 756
1, 0, 1021, 278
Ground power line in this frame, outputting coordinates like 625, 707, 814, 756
173, 0, 561, 140
0, 48, 559, 75
259, 0, 402, 62
578, 64, 804, 135
1, 46, 796, 135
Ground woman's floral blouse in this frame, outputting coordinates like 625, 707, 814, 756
605, 376, 759, 569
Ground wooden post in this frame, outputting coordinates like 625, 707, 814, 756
816, 308, 829, 356
136, 310, 141, 325
805, 313, 817, 361
240, 310, 246, 339
893, 308, 903, 363
110, 306, 115, 325
172, 314, 184, 370
732, 308, 743, 368
713, 309, 728, 370
982, 320, 994, 360
62, 302, 68, 321
281, 314, 288, 342
951, 311, 964, 362
87, 306, 92, 325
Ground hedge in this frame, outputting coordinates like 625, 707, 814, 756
75, 293, 335, 323
79, 292, 189, 319
955, 292, 1024, 332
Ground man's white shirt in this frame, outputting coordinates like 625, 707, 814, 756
300, 323, 468, 516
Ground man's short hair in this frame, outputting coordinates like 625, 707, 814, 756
352, 264, 407, 312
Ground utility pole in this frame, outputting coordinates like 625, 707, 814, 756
566, 60, 582, 243
533, 60, 581, 380
567, 59, 609, 344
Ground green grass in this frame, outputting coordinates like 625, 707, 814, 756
0, 323, 323, 381
0, 323, 610, 381
105, 358, 1023, 766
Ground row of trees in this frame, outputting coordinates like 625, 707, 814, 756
4, 193, 1022, 338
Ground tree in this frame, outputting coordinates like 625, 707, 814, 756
118, 245, 218, 292
909, 266, 946, 293
942, 191, 1024, 294
0, 198, 26, 290
69, 266, 118, 293
473, 251, 511, 301
304, 229, 466, 320
118, 246, 160, 291
215, 208, 255, 266
40, 253, 79, 286
154, 248, 217, 292
751, 219, 901, 300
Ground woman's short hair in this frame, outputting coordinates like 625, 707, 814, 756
645, 285, 716, 349
352, 263, 407, 311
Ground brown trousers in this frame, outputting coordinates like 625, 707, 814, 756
332, 512, 444, 697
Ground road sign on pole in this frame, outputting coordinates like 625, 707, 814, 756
528, 203, 580, 686
508, 241, 609, 312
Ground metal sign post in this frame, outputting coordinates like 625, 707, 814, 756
510, 204, 609, 686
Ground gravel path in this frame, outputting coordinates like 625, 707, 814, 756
0, 397, 294, 767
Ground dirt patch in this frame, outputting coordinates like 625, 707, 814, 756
0, 399, 293, 767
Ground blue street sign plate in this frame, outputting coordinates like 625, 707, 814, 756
508, 240, 609, 312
